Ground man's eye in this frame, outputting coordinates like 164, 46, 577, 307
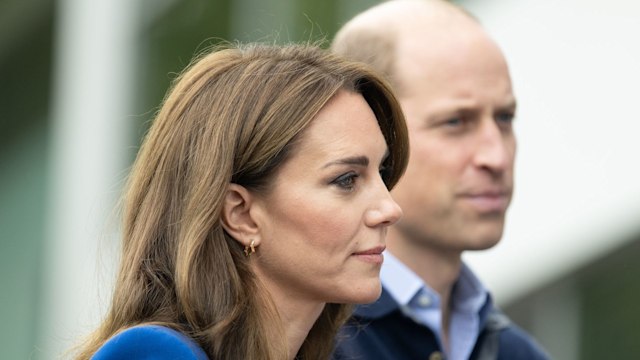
332, 172, 358, 191
496, 112, 515, 124
443, 117, 463, 127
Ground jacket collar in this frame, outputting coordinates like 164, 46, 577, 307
353, 286, 509, 333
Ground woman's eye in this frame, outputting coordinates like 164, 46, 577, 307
331, 172, 358, 191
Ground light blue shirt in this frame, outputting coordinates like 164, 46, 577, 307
381, 252, 489, 360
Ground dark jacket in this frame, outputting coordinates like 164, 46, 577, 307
333, 288, 550, 360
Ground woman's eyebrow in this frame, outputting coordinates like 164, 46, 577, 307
323, 156, 369, 168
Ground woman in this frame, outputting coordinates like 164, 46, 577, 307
78, 43, 409, 359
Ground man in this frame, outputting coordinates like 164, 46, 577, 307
331, 1, 549, 359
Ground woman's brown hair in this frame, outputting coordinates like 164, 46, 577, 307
76, 43, 408, 359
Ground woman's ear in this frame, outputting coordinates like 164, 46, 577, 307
221, 183, 260, 248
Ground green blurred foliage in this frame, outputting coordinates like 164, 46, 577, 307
580, 241, 640, 359
0, 2, 53, 358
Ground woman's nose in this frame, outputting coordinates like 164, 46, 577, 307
365, 188, 403, 227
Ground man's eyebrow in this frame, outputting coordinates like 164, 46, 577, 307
323, 156, 369, 168
500, 98, 518, 110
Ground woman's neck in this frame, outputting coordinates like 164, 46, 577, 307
279, 300, 325, 357
253, 267, 325, 358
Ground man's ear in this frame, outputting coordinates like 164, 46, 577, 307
221, 183, 260, 248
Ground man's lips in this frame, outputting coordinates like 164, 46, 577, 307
458, 191, 510, 212
352, 245, 386, 264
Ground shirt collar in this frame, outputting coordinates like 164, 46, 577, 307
381, 252, 489, 315
379, 251, 426, 306
452, 263, 489, 314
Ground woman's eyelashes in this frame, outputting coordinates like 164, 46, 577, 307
330, 164, 390, 192
331, 171, 359, 192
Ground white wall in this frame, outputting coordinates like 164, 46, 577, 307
37, 0, 138, 357
460, 0, 640, 304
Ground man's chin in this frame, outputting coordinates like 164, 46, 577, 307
465, 239, 501, 251
461, 222, 505, 251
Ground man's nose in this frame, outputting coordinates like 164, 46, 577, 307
472, 119, 514, 174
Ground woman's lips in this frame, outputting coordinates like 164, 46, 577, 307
353, 246, 386, 264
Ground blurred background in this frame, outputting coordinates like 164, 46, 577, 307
1, 0, 639, 358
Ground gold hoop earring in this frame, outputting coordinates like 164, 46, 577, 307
244, 239, 256, 257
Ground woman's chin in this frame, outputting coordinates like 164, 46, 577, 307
343, 281, 382, 305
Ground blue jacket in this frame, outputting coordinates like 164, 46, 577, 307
333, 288, 550, 360
93, 325, 208, 359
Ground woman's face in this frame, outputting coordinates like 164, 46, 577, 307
251, 90, 403, 306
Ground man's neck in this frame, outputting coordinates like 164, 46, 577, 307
387, 241, 463, 297
387, 237, 464, 352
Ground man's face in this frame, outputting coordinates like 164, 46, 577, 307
389, 30, 517, 255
